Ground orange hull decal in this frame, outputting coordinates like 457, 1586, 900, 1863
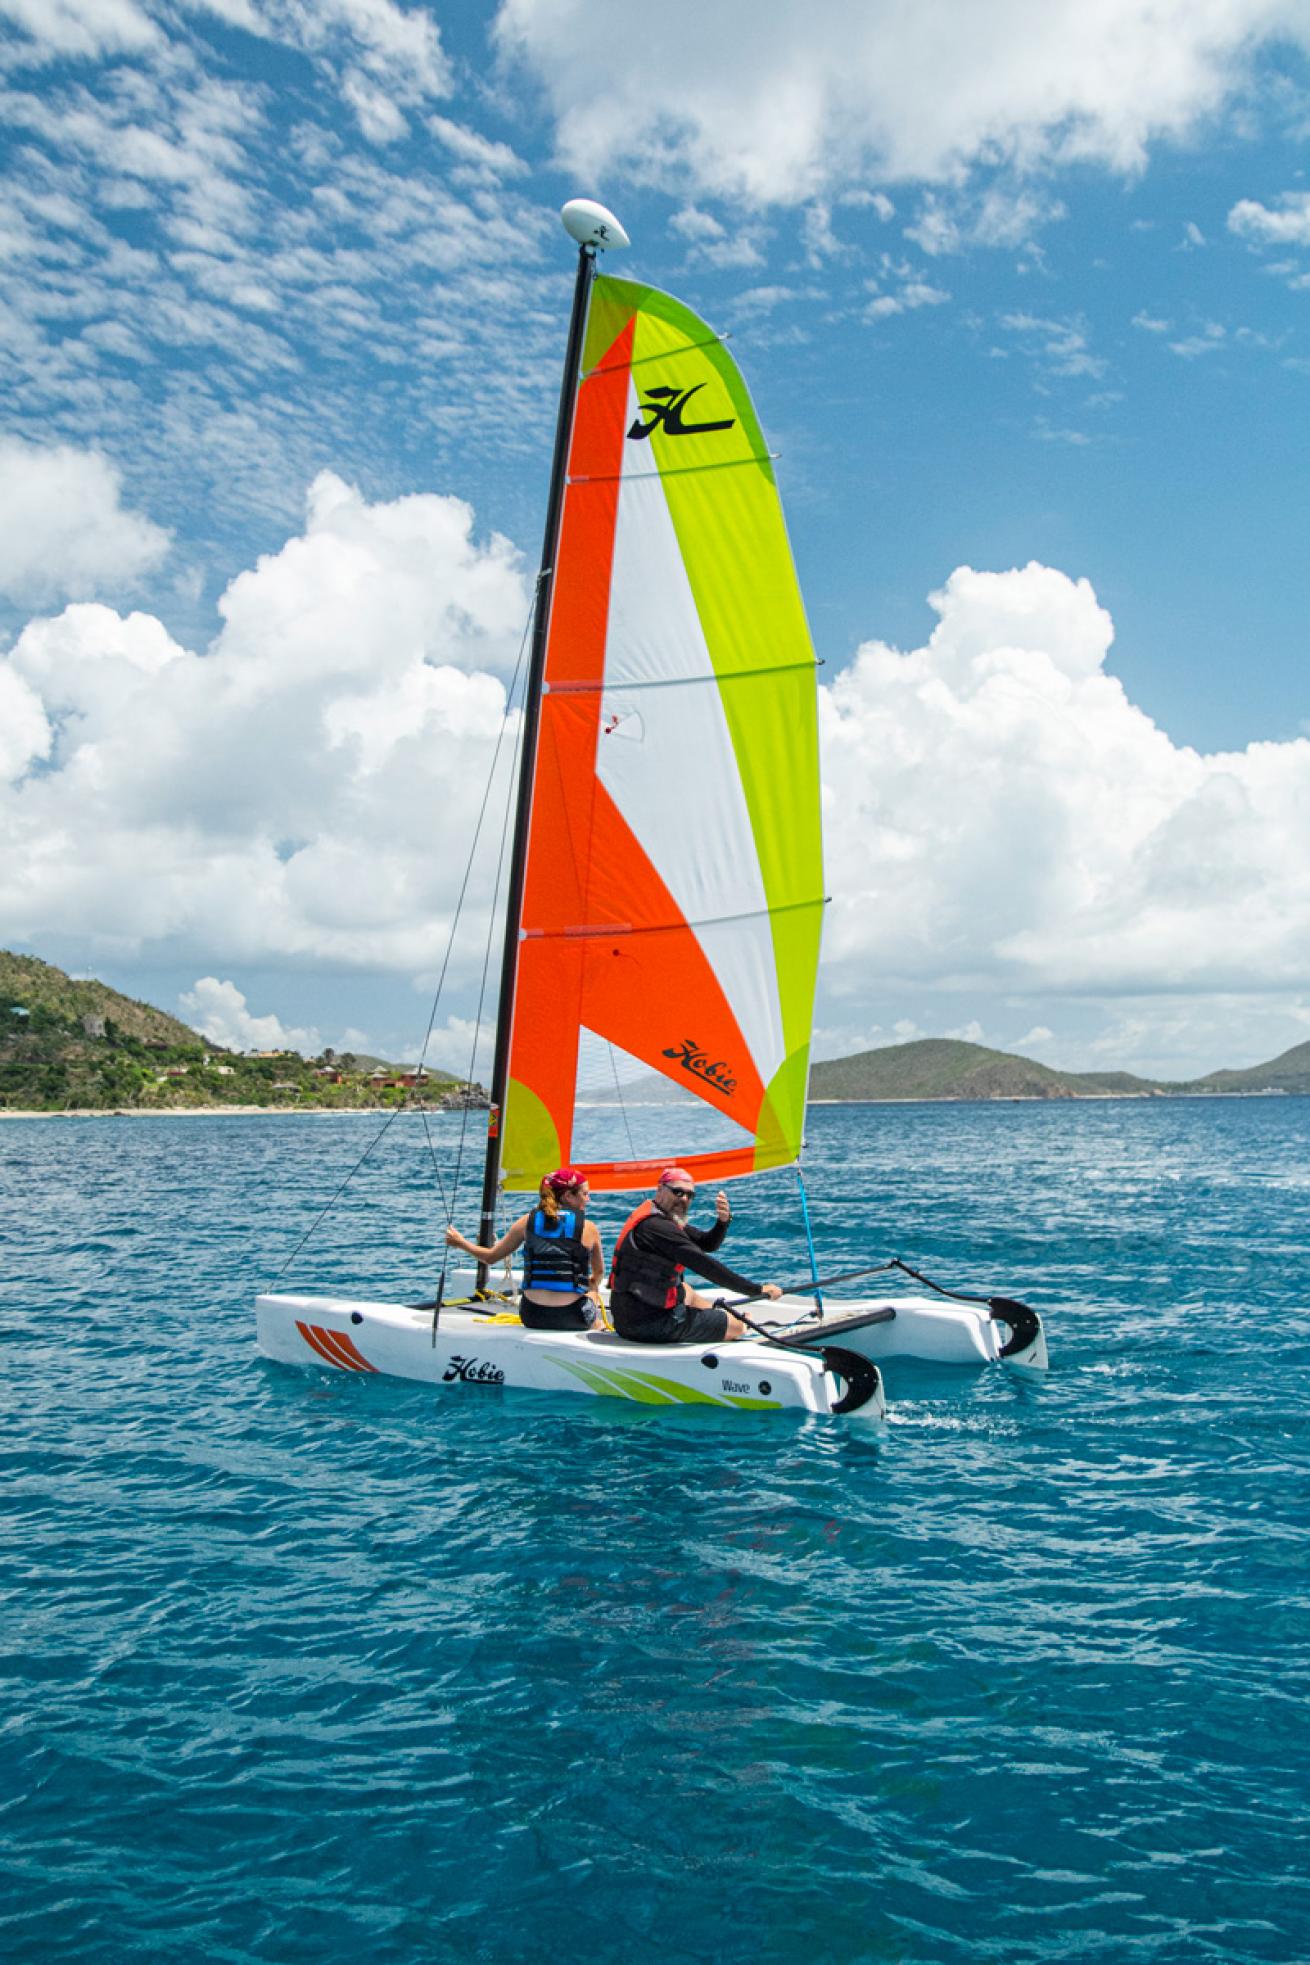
296, 1320, 376, 1372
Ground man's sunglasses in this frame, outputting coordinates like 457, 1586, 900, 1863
665, 1185, 695, 1200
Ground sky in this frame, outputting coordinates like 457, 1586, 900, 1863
3, 0, 1310, 1082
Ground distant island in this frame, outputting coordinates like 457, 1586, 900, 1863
5, 949, 1309, 1114
809, 1035, 1310, 1101
0, 952, 489, 1114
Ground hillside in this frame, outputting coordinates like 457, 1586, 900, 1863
0, 951, 200, 1047
809, 1035, 1310, 1101
809, 1038, 1161, 1101
1185, 1039, 1310, 1096
0, 953, 471, 1112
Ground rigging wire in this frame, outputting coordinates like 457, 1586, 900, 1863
794, 1162, 824, 1312
447, 692, 521, 1225
267, 594, 535, 1291
269, 1100, 410, 1287
435, 597, 535, 1308
606, 1038, 639, 1163
414, 598, 535, 1217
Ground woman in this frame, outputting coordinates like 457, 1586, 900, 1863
445, 1167, 604, 1331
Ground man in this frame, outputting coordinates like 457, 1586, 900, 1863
609, 1167, 783, 1345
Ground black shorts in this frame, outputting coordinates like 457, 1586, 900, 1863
610, 1294, 730, 1345
520, 1295, 598, 1332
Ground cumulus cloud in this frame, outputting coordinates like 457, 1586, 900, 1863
0, 665, 51, 781
1228, 190, 1310, 246
494, 0, 1310, 203
0, 440, 171, 607
180, 976, 321, 1054
7, 467, 1310, 1077
0, 473, 528, 972
820, 562, 1310, 1009
0, 0, 160, 61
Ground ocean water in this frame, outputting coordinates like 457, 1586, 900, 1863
2, 1099, 1309, 1964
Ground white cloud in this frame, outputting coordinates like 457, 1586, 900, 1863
907, 183, 1064, 256
342, 69, 409, 143
0, 0, 160, 61
1169, 321, 1226, 357
1002, 311, 1104, 378
180, 976, 321, 1054
495, 0, 1310, 202
427, 115, 528, 178
0, 665, 51, 782
1228, 190, 1310, 246
0, 440, 171, 606
865, 278, 950, 321
820, 562, 1310, 1009
0, 472, 529, 972
415, 1012, 497, 1077
8, 470, 1310, 1079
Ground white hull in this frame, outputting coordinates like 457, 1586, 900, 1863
256, 1293, 885, 1418
754, 1291, 1049, 1371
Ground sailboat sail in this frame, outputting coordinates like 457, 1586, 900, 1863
500, 273, 825, 1193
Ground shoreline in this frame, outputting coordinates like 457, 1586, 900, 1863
2, 1089, 1303, 1120
0, 1104, 439, 1119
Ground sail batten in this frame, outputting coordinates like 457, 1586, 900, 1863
585, 331, 730, 377
569, 454, 776, 486
500, 273, 824, 1194
522, 895, 826, 941
547, 661, 817, 696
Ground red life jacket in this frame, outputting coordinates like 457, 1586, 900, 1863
609, 1198, 685, 1309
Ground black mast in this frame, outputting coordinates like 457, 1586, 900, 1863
475, 240, 596, 1283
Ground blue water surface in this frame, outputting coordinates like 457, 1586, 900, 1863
2, 1100, 1309, 1964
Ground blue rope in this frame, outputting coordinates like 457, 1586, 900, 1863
795, 1164, 824, 1311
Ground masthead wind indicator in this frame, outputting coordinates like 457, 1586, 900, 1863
561, 198, 629, 250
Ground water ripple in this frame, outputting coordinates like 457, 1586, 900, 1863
2, 1101, 1309, 1962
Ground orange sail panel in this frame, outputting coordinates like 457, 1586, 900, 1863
501, 277, 824, 1193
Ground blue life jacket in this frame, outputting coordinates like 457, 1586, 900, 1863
522, 1208, 591, 1296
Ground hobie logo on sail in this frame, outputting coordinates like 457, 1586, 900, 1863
662, 1037, 737, 1096
628, 383, 735, 441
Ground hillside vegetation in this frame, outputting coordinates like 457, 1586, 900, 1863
1186, 1040, 1310, 1096
809, 1038, 1159, 1101
0, 952, 472, 1112
809, 1036, 1308, 1101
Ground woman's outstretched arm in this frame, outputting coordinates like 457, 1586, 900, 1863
445, 1215, 528, 1265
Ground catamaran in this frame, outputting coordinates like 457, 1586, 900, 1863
257, 199, 1047, 1418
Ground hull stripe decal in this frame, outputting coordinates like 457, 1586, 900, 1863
296, 1320, 364, 1371
296, 1319, 346, 1367
325, 1327, 378, 1372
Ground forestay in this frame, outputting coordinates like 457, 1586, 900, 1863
500, 274, 825, 1193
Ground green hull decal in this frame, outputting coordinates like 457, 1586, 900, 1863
548, 1356, 682, 1403
547, 1354, 780, 1410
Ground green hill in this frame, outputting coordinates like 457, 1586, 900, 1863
809, 1038, 1160, 1101
0, 952, 466, 1112
1184, 1039, 1310, 1096
0, 951, 200, 1047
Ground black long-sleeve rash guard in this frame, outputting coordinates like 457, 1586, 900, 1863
626, 1209, 761, 1299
